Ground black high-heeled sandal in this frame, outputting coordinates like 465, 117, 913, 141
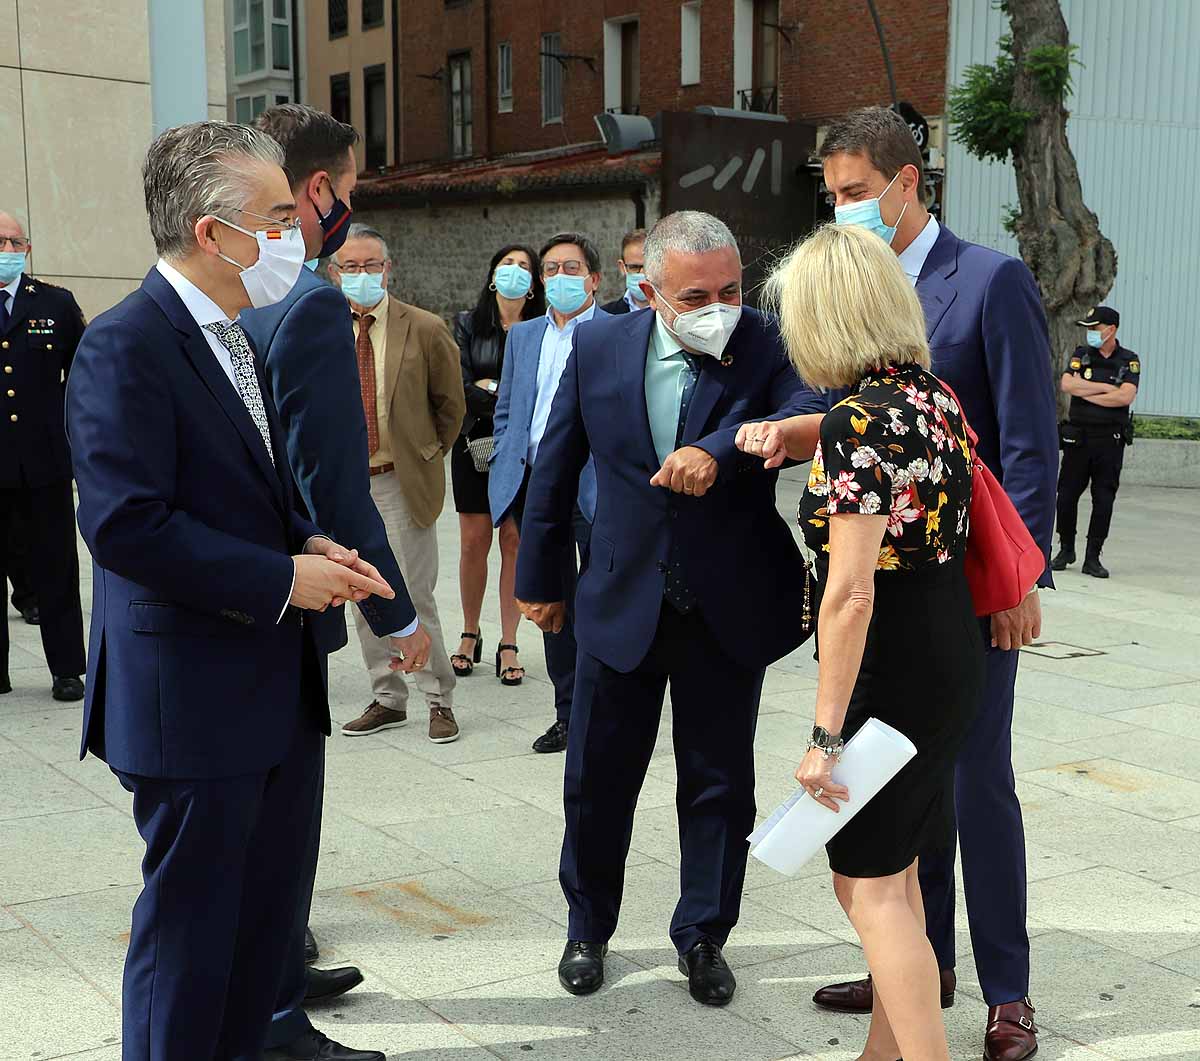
496, 643, 524, 686
451, 631, 482, 677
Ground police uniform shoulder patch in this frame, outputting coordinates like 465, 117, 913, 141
1069, 357, 1082, 371
1129, 359, 1140, 374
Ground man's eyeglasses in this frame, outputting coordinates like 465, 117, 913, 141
542, 260, 588, 277
0, 237, 29, 251
335, 261, 387, 276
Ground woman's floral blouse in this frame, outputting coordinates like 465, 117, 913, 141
800, 364, 974, 573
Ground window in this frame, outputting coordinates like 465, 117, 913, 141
603, 19, 639, 114
330, 72, 351, 125
235, 96, 252, 124
364, 64, 387, 169
275, 93, 290, 105
329, 0, 348, 38
750, 0, 779, 112
272, 23, 290, 70
252, 94, 268, 119
233, 0, 250, 76
541, 32, 563, 124
447, 52, 473, 157
497, 41, 513, 113
249, 0, 266, 71
681, 3, 701, 86
363, 0, 384, 29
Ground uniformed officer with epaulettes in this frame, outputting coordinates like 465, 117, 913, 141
1051, 306, 1139, 579
0, 210, 87, 699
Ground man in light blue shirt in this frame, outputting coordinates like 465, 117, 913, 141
489, 232, 608, 755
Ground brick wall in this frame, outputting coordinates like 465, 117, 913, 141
308, 1, 949, 168
353, 184, 661, 321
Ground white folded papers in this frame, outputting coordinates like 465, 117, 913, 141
748, 718, 917, 876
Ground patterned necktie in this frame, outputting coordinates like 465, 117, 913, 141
353, 313, 380, 456
202, 320, 275, 467
664, 352, 701, 614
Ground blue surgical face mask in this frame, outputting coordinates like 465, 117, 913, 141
304, 259, 319, 272
493, 263, 532, 300
834, 170, 908, 245
339, 271, 386, 308
0, 251, 27, 284
625, 272, 647, 300
545, 273, 589, 316
1086, 329, 1104, 348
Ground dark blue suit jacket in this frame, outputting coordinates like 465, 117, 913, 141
67, 269, 328, 780
515, 307, 826, 673
241, 267, 417, 650
917, 225, 1058, 588
0, 274, 87, 488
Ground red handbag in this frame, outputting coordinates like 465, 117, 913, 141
940, 382, 1045, 617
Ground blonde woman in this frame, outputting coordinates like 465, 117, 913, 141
738, 224, 984, 1061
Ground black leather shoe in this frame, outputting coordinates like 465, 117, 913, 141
678, 938, 736, 1006
558, 940, 607, 995
1050, 546, 1075, 571
52, 676, 84, 702
0, 674, 10, 695
533, 720, 568, 754
19, 604, 40, 625
1082, 548, 1110, 578
263, 1029, 384, 1061
304, 965, 364, 1002
304, 925, 320, 965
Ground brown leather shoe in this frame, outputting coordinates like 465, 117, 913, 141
428, 704, 460, 744
984, 997, 1037, 1061
341, 701, 407, 736
812, 969, 957, 1013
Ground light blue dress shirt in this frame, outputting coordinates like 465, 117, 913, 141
644, 312, 695, 467
897, 215, 940, 287
527, 300, 597, 465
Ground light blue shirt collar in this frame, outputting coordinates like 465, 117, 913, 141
545, 299, 596, 334
897, 215, 940, 285
651, 311, 683, 362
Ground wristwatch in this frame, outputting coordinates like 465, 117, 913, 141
808, 725, 845, 759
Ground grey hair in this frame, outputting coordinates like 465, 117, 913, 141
143, 121, 285, 260
643, 211, 741, 285
339, 222, 391, 261
0, 210, 29, 237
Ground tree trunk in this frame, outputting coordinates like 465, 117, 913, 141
1006, 0, 1117, 396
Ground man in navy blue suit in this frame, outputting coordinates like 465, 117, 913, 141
241, 104, 428, 1061
66, 122, 395, 1061
810, 107, 1057, 1061
515, 211, 826, 1007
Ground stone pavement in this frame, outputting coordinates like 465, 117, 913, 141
3, 476, 1200, 1060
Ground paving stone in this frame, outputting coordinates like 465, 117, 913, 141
1021, 757, 1200, 822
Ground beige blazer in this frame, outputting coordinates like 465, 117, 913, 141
381, 299, 466, 528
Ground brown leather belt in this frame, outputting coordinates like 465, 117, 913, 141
369, 463, 394, 477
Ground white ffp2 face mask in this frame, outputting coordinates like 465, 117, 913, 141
653, 286, 742, 359
215, 216, 306, 309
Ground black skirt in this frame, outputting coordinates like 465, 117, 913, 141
824, 558, 985, 879
451, 432, 492, 515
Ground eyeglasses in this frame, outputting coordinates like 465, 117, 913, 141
0, 237, 29, 251
334, 261, 387, 275
218, 206, 302, 237
542, 259, 588, 277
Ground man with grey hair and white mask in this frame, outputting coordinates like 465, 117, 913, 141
515, 210, 826, 1007
66, 121, 394, 1059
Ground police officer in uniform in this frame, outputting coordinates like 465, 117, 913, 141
1051, 306, 1139, 579
0, 211, 87, 698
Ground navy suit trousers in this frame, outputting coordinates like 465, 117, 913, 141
560, 605, 764, 954
116, 684, 324, 1061
919, 638, 1029, 1005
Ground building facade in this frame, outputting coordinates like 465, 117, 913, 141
0, 0, 225, 322
225, 0, 307, 123
946, 0, 1200, 417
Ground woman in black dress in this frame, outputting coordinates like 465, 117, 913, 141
451, 245, 545, 684
743, 224, 983, 1061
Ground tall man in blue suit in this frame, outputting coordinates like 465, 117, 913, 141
66, 122, 395, 1061
242, 104, 428, 1061
515, 212, 826, 1007
811, 107, 1058, 1061
489, 232, 605, 755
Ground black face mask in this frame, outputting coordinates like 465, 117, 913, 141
312, 183, 352, 258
